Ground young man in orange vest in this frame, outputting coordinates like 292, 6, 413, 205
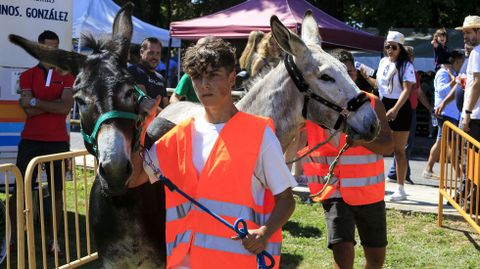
300, 50, 393, 269
137, 37, 296, 268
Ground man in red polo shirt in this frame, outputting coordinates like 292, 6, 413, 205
15, 30, 74, 256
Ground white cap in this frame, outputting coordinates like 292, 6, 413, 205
386, 31, 405, 45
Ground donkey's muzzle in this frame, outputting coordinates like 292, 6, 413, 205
98, 158, 133, 191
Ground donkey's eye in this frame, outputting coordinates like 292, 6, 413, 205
320, 74, 335, 82
125, 89, 134, 98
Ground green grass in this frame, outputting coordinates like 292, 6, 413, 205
281, 198, 480, 269
2, 168, 480, 268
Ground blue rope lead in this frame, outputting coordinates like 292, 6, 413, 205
160, 174, 275, 269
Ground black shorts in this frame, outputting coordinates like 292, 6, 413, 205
467, 119, 480, 141
16, 139, 70, 192
322, 198, 387, 249
382, 97, 412, 131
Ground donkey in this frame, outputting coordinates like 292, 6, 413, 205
160, 11, 380, 152
10, 3, 174, 268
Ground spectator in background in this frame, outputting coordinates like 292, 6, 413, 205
386, 46, 433, 184
435, 44, 474, 117
370, 31, 416, 201
251, 32, 281, 77
128, 37, 168, 108
459, 15, 480, 138
239, 30, 265, 77
458, 15, 480, 212
432, 28, 450, 72
169, 73, 198, 103
424, 50, 464, 178
16, 30, 74, 256
156, 49, 178, 87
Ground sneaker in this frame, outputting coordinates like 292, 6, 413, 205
389, 190, 407, 201
422, 170, 439, 179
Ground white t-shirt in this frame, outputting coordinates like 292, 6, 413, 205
463, 45, 480, 119
376, 57, 416, 99
144, 116, 297, 205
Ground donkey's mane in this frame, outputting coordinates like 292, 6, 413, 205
243, 65, 275, 92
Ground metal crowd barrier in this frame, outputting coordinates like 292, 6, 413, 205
438, 121, 480, 233
24, 150, 98, 269
0, 163, 25, 269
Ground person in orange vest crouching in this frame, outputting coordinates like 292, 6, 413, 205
299, 49, 394, 269
137, 37, 297, 268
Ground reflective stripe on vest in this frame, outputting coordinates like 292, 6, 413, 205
157, 112, 281, 268
341, 173, 385, 187
194, 233, 282, 256
166, 199, 272, 226
166, 230, 192, 256
166, 202, 194, 222
197, 198, 271, 225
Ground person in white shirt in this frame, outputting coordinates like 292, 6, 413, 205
134, 37, 296, 268
371, 31, 417, 201
457, 15, 480, 140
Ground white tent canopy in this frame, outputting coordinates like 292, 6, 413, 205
73, 0, 181, 48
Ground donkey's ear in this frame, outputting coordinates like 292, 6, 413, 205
270, 15, 307, 58
301, 10, 322, 45
9, 34, 86, 76
112, 2, 134, 63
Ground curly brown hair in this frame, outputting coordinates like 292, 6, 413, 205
182, 37, 236, 78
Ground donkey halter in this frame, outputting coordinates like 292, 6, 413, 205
81, 85, 149, 157
284, 54, 369, 130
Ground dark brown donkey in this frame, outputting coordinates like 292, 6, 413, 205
10, 3, 173, 268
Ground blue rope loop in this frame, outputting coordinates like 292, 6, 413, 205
158, 175, 275, 269
233, 219, 275, 269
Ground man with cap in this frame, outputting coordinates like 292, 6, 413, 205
458, 15, 480, 139
456, 15, 480, 213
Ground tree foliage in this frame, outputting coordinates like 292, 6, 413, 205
114, 0, 480, 35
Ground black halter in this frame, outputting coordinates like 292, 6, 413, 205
284, 54, 369, 130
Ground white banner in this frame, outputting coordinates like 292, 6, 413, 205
0, 0, 73, 68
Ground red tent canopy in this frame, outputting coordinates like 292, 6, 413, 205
170, 0, 384, 52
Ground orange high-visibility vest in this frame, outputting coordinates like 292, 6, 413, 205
155, 111, 281, 269
300, 94, 385, 205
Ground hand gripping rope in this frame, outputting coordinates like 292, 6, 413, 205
141, 150, 275, 269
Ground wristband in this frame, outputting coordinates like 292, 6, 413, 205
465, 110, 472, 114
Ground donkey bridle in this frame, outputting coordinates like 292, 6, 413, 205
81, 85, 149, 157
284, 54, 369, 130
